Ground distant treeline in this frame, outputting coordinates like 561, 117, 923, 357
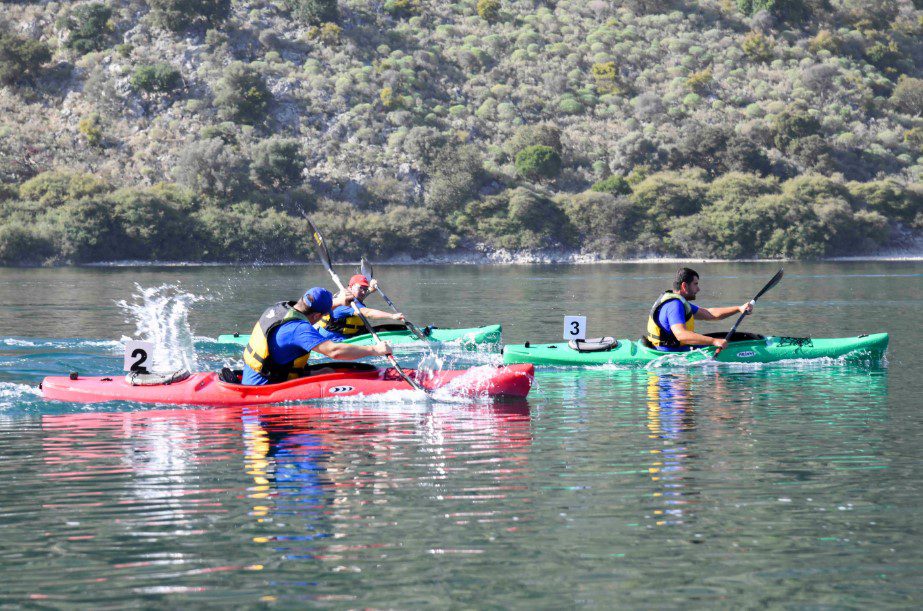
0, 169, 918, 265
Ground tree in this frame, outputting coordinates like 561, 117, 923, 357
771, 106, 821, 150
149, 0, 231, 32
515, 145, 562, 180
130, 63, 182, 94
213, 62, 273, 125
283, 0, 339, 25
60, 3, 113, 54
504, 123, 562, 160
424, 144, 483, 216
477, 0, 501, 22
173, 138, 251, 198
891, 76, 923, 117
250, 138, 304, 190
591, 175, 631, 195
0, 31, 51, 85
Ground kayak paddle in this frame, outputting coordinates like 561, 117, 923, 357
360, 256, 431, 342
716, 267, 784, 355
307, 218, 427, 394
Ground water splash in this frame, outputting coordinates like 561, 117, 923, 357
117, 284, 209, 373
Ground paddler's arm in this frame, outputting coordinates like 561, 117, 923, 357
332, 292, 356, 309
670, 323, 728, 349
313, 340, 392, 360
694, 302, 753, 321
358, 307, 404, 322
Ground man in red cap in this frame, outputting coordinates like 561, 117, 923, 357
316, 274, 405, 342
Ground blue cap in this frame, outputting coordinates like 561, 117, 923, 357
303, 287, 333, 314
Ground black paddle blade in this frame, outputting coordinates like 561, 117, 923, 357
306, 218, 332, 270
754, 268, 784, 301
360, 256, 373, 280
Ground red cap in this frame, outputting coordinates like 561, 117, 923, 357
349, 274, 370, 287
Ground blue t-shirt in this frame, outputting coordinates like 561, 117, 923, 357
655, 300, 700, 352
316, 300, 365, 342
242, 320, 328, 385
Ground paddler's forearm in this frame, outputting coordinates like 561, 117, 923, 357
314, 340, 385, 360
672, 326, 723, 347
698, 306, 741, 321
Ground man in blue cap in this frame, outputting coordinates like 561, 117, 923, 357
242, 287, 392, 385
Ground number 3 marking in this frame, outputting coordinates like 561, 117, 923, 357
570, 320, 580, 335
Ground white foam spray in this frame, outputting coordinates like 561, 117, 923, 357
117, 284, 208, 373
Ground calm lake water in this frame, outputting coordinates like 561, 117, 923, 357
0, 261, 920, 606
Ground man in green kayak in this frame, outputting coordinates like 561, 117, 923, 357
242, 287, 392, 385
316, 274, 405, 342
646, 268, 754, 352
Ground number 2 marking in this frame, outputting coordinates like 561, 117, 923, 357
130, 348, 148, 372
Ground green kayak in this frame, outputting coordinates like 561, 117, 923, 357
217, 324, 502, 350
502, 332, 889, 367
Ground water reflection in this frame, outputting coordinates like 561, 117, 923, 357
645, 371, 697, 528
37, 400, 532, 601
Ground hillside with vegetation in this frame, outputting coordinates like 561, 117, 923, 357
0, 0, 921, 264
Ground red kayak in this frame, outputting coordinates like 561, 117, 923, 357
40, 363, 534, 406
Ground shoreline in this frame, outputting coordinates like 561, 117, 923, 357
74, 252, 923, 268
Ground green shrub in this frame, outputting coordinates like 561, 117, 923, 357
515, 145, 562, 180
771, 106, 821, 150
307, 22, 342, 45
477, 0, 501, 22
130, 63, 182, 93
736, 0, 811, 21
18, 171, 112, 208
561, 191, 639, 256
313, 205, 444, 259
384, 0, 420, 18
283, 0, 339, 25
250, 138, 304, 190
454, 188, 573, 251
848, 180, 921, 225
685, 67, 712, 93
47, 198, 121, 262
505, 124, 562, 160
741, 32, 773, 63
706, 172, 779, 206
0, 222, 56, 265
592, 61, 622, 94
591, 175, 631, 195
195, 202, 307, 261
864, 34, 904, 74
173, 138, 251, 198
149, 0, 231, 32
109, 186, 199, 260
60, 3, 113, 54
424, 144, 484, 216
0, 31, 51, 85
213, 62, 273, 125
630, 171, 707, 229
890, 76, 923, 116
78, 113, 104, 147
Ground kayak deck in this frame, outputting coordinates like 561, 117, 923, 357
216, 324, 501, 349
41, 363, 534, 406
502, 333, 889, 366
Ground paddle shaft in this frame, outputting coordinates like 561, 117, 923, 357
308, 222, 426, 392
361, 257, 430, 342
719, 268, 784, 349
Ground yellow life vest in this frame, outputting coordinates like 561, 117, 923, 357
316, 300, 366, 336
645, 291, 695, 349
243, 301, 314, 382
